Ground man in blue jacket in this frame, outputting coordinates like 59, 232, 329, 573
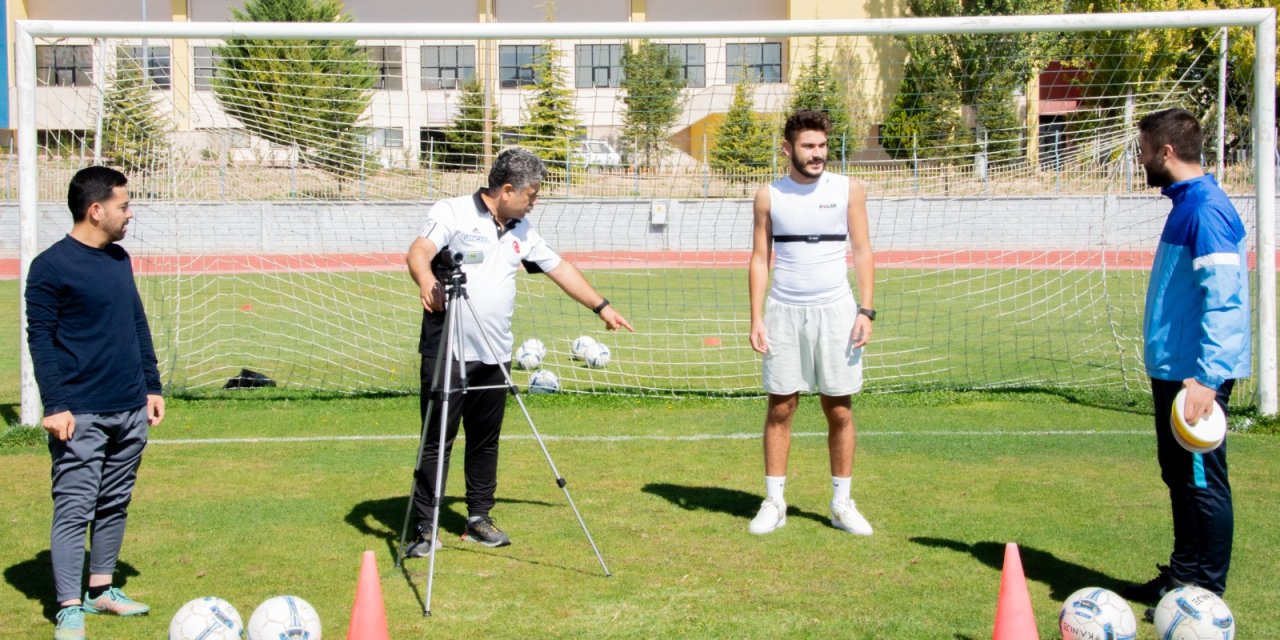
1122, 108, 1250, 606
26, 166, 165, 640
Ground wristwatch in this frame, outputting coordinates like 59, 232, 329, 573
593, 298, 610, 314
857, 307, 876, 321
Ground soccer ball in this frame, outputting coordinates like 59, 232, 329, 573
1058, 587, 1137, 640
583, 343, 611, 369
246, 595, 322, 640
514, 341, 543, 370
529, 369, 560, 394
571, 335, 598, 360
1154, 586, 1235, 639
169, 596, 244, 640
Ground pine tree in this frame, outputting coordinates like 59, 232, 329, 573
787, 39, 854, 162
620, 41, 683, 169
102, 50, 171, 175
212, 0, 376, 180
519, 43, 580, 166
441, 81, 486, 169
709, 80, 774, 177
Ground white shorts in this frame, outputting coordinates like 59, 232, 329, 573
762, 294, 864, 396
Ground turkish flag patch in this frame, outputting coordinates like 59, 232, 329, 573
512, 239, 521, 253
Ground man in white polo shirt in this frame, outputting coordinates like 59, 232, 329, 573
404, 148, 632, 553
747, 109, 876, 536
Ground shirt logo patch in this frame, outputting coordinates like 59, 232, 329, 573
512, 239, 521, 253
458, 233, 486, 242
818, 203, 838, 209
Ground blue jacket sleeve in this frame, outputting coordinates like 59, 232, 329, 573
24, 257, 71, 416
134, 289, 162, 394
1191, 210, 1250, 389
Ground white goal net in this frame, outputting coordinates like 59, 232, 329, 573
14, 11, 1276, 422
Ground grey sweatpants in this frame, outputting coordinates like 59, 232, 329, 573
48, 406, 148, 603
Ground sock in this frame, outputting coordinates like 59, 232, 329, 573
832, 476, 852, 506
765, 476, 786, 503
87, 584, 110, 600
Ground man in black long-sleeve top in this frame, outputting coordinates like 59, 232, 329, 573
25, 166, 165, 640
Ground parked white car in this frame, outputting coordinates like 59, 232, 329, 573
571, 139, 623, 169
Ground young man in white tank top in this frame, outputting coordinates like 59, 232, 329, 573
747, 110, 876, 536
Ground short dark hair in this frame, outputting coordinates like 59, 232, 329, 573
1137, 108, 1203, 164
68, 166, 128, 223
783, 109, 832, 145
487, 147, 548, 192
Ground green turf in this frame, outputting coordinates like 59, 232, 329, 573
1, 391, 1278, 639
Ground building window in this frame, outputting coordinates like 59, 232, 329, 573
364, 46, 403, 91
117, 46, 171, 89
421, 45, 476, 90
575, 44, 624, 89
499, 45, 542, 88
36, 45, 92, 87
193, 46, 224, 91
726, 42, 782, 84
665, 43, 706, 88
369, 127, 403, 148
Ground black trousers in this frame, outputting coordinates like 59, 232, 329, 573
1151, 377, 1234, 595
412, 356, 510, 532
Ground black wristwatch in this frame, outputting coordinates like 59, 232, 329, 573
857, 307, 876, 321
592, 298, 610, 314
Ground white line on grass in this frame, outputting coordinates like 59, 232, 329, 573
148, 430, 1150, 446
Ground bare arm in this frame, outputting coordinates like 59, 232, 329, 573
847, 179, 874, 348
748, 186, 772, 354
406, 236, 443, 312
545, 261, 634, 331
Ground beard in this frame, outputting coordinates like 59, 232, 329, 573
1144, 163, 1175, 188
791, 153, 825, 178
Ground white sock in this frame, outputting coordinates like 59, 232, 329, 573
832, 476, 852, 506
765, 476, 786, 503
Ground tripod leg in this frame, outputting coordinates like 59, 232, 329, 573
396, 337, 451, 570
423, 300, 465, 617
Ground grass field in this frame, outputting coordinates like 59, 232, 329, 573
3, 283, 1279, 638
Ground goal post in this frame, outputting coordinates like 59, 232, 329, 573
15, 10, 1276, 424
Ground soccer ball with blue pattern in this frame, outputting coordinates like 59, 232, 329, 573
169, 596, 244, 640
571, 335, 597, 360
1154, 586, 1235, 640
246, 595, 322, 640
583, 342, 611, 369
515, 338, 545, 370
1058, 587, 1137, 640
529, 369, 560, 394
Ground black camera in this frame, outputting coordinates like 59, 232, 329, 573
432, 248, 466, 276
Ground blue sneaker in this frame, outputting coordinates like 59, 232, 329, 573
54, 605, 85, 640
83, 587, 149, 616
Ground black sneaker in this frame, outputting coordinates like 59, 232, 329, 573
1122, 564, 1177, 603
404, 531, 442, 558
462, 515, 511, 547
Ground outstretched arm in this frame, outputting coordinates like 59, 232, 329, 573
545, 261, 634, 332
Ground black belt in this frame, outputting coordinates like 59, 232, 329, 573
773, 234, 847, 243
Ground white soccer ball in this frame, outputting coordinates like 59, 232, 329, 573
529, 369, 560, 394
246, 595, 322, 640
1058, 587, 1137, 640
514, 343, 543, 370
571, 335, 598, 360
583, 343, 611, 369
1154, 586, 1235, 640
520, 338, 546, 358
169, 596, 244, 640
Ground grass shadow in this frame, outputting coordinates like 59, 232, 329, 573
909, 536, 1127, 602
4, 550, 140, 622
641, 482, 828, 528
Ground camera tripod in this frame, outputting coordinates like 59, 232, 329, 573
395, 250, 611, 617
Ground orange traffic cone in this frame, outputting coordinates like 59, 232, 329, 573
992, 542, 1039, 640
347, 550, 390, 640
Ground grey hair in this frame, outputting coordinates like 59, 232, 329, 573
487, 147, 548, 192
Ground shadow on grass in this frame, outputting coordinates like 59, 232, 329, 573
0, 403, 20, 427
909, 537, 1127, 601
640, 482, 829, 527
4, 550, 140, 622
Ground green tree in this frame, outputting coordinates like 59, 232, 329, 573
788, 38, 854, 162
620, 41, 684, 169
441, 81, 486, 169
519, 43, 580, 166
879, 69, 965, 162
102, 50, 171, 174
710, 80, 774, 176
212, 0, 376, 180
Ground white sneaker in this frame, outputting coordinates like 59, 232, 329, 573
748, 498, 787, 535
831, 499, 873, 536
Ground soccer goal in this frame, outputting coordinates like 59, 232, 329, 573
14, 10, 1276, 424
